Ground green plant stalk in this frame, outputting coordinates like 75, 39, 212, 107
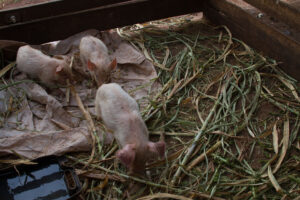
171, 96, 221, 185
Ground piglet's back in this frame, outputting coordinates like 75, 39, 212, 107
79, 36, 109, 64
16, 45, 53, 78
96, 83, 139, 114
80, 36, 108, 52
16, 45, 71, 86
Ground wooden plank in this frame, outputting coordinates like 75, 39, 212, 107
286, 0, 300, 9
0, 0, 203, 44
243, 0, 300, 31
204, 0, 300, 80
0, 0, 128, 26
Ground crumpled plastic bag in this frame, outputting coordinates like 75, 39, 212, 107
0, 29, 161, 159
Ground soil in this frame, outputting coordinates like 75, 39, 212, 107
0, 0, 53, 10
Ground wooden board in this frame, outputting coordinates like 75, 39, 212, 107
0, 0, 203, 44
0, 0, 128, 26
243, 0, 300, 31
204, 0, 300, 80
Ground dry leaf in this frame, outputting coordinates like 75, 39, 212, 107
162, 47, 170, 66
137, 193, 192, 200
92, 176, 109, 191
277, 75, 300, 103
76, 169, 125, 182
247, 127, 255, 138
273, 118, 289, 173
0, 159, 36, 165
167, 79, 184, 99
268, 165, 283, 193
272, 121, 279, 154
0, 62, 15, 78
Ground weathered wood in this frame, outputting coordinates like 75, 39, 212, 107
243, 0, 300, 31
0, 0, 128, 26
0, 0, 203, 44
0, 0, 299, 80
204, 0, 300, 80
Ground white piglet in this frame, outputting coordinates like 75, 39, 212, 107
95, 83, 165, 175
79, 36, 117, 86
16, 45, 72, 86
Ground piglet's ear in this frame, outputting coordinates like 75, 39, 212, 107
108, 58, 117, 71
148, 141, 165, 158
116, 144, 136, 168
55, 65, 63, 74
87, 60, 96, 70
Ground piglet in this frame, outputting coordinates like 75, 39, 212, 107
95, 83, 165, 175
79, 36, 117, 86
16, 45, 72, 86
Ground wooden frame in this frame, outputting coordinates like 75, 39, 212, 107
204, 0, 300, 80
244, 0, 300, 31
0, 0, 299, 80
0, 0, 203, 44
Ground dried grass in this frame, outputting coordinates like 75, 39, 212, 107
1, 14, 299, 199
